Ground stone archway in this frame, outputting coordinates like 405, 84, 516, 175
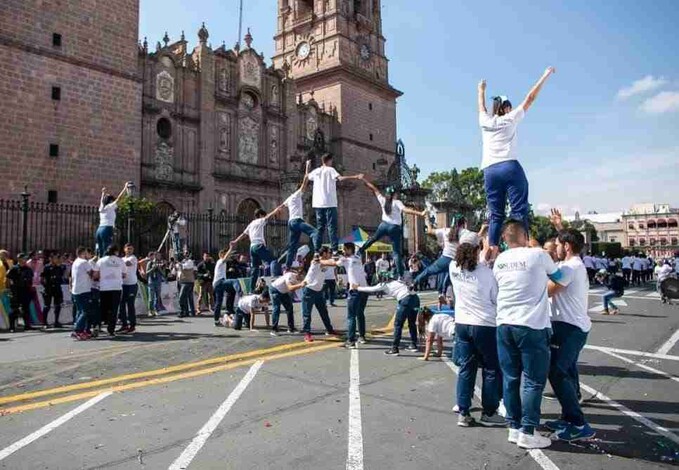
237, 198, 261, 220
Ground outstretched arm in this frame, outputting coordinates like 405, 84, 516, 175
402, 206, 427, 218
264, 205, 285, 221
299, 160, 312, 192
112, 183, 130, 206
477, 80, 487, 114
359, 176, 381, 197
520, 67, 556, 112
230, 232, 249, 246
319, 259, 339, 267
337, 173, 364, 182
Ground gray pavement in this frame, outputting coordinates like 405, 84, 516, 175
0, 287, 678, 469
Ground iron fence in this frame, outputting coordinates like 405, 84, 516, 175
0, 197, 290, 258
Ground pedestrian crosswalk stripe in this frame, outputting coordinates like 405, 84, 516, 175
646, 292, 660, 298
589, 300, 628, 313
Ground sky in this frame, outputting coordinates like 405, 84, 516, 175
139, 0, 679, 215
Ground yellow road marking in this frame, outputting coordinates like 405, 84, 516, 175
0, 340, 335, 407
0, 341, 340, 416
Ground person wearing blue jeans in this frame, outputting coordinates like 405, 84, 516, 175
493, 220, 563, 449
357, 178, 427, 278
145, 252, 166, 316
355, 278, 420, 354
231, 206, 283, 292
415, 216, 470, 293
95, 183, 130, 257
477, 67, 556, 251
72, 291, 92, 334
268, 270, 305, 334
307, 154, 363, 253
300, 254, 336, 342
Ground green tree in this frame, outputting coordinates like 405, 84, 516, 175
421, 167, 486, 228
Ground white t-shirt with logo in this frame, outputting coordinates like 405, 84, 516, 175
245, 218, 267, 246
493, 247, 560, 330
272, 272, 297, 294
304, 261, 325, 292
376, 194, 405, 226
427, 314, 456, 338
551, 256, 591, 333
308, 166, 340, 208
122, 255, 138, 285
449, 261, 497, 327
90, 259, 100, 290
284, 190, 304, 221
96, 256, 125, 291
324, 265, 336, 281
99, 202, 117, 227
336, 255, 368, 287
357, 280, 413, 302
479, 105, 526, 170
71, 258, 93, 295
237, 294, 260, 314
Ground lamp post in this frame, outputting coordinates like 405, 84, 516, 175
126, 182, 136, 244
20, 185, 31, 253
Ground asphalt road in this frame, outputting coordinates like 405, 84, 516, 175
0, 286, 678, 470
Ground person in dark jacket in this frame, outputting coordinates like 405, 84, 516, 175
196, 253, 215, 313
41, 252, 66, 328
6, 253, 34, 332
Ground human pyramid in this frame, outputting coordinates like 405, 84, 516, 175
24, 65, 595, 449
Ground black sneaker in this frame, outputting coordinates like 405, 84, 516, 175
344, 341, 357, 349
53, 322, 63, 329
384, 348, 399, 356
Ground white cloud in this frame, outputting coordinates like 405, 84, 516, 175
640, 91, 679, 114
616, 75, 667, 100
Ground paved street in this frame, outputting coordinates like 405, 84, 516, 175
0, 288, 678, 469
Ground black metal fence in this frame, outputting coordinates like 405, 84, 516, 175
0, 197, 290, 258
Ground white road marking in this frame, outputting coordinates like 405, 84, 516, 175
168, 361, 263, 470
588, 300, 628, 313
657, 328, 679, 356
645, 292, 661, 298
0, 391, 112, 462
442, 357, 560, 470
594, 349, 679, 384
584, 345, 679, 362
346, 348, 364, 470
578, 382, 679, 446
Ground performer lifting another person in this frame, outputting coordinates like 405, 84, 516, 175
357, 176, 427, 279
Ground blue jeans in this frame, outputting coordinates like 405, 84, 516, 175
172, 233, 183, 255
73, 292, 92, 333
301, 288, 334, 333
454, 323, 502, 416
285, 218, 318, 267
602, 291, 620, 310
89, 289, 101, 330
148, 281, 163, 312
392, 294, 420, 349
347, 291, 368, 342
270, 287, 295, 330
234, 307, 250, 330
250, 244, 275, 292
179, 282, 196, 316
497, 324, 551, 434
314, 207, 339, 252
413, 255, 452, 293
119, 284, 138, 327
360, 222, 404, 278
549, 321, 588, 426
213, 279, 239, 320
324, 280, 336, 305
95, 225, 114, 258
483, 160, 529, 247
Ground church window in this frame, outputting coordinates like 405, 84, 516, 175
51, 86, 61, 101
52, 33, 62, 47
157, 118, 172, 140
368, 103, 373, 110
47, 190, 58, 203
49, 143, 59, 157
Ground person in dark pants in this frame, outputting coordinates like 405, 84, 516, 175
41, 252, 66, 328
6, 253, 34, 332
268, 268, 305, 335
478, 67, 555, 256
196, 253, 215, 313
233, 291, 270, 330
118, 243, 139, 333
448, 234, 505, 427
176, 255, 197, 318
494, 220, 563, 449
323, 264, 337, 307
300, 252, 336, 342
212, 247, 237, 326
354, 275, 420, 355
95, 245, 125, 337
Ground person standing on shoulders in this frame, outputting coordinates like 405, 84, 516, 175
280, 160, 319, 268
96, 183, 130, 257
449, 232, 505, 428
118, 243, 138, 333
494, 220, 563, 449
357, 177, 427, 278
478, 67, 556, 257
307, 153, 363, 254
544, 209, 595, 441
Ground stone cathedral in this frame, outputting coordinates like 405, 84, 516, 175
1, 0, 403, 238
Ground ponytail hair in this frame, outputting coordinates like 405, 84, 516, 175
447, 215, 467, 243
383, 193, 393, 215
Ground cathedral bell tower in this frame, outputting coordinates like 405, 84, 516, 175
272, 0, 402, 232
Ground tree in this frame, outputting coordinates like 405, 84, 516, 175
421, 167, 486, 228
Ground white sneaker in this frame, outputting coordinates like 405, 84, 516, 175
457, 414, 474, 427
452, 404, 460, 414
498, 400, 507, 418
517, 431, 552, 449
508, 429, 520, 443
